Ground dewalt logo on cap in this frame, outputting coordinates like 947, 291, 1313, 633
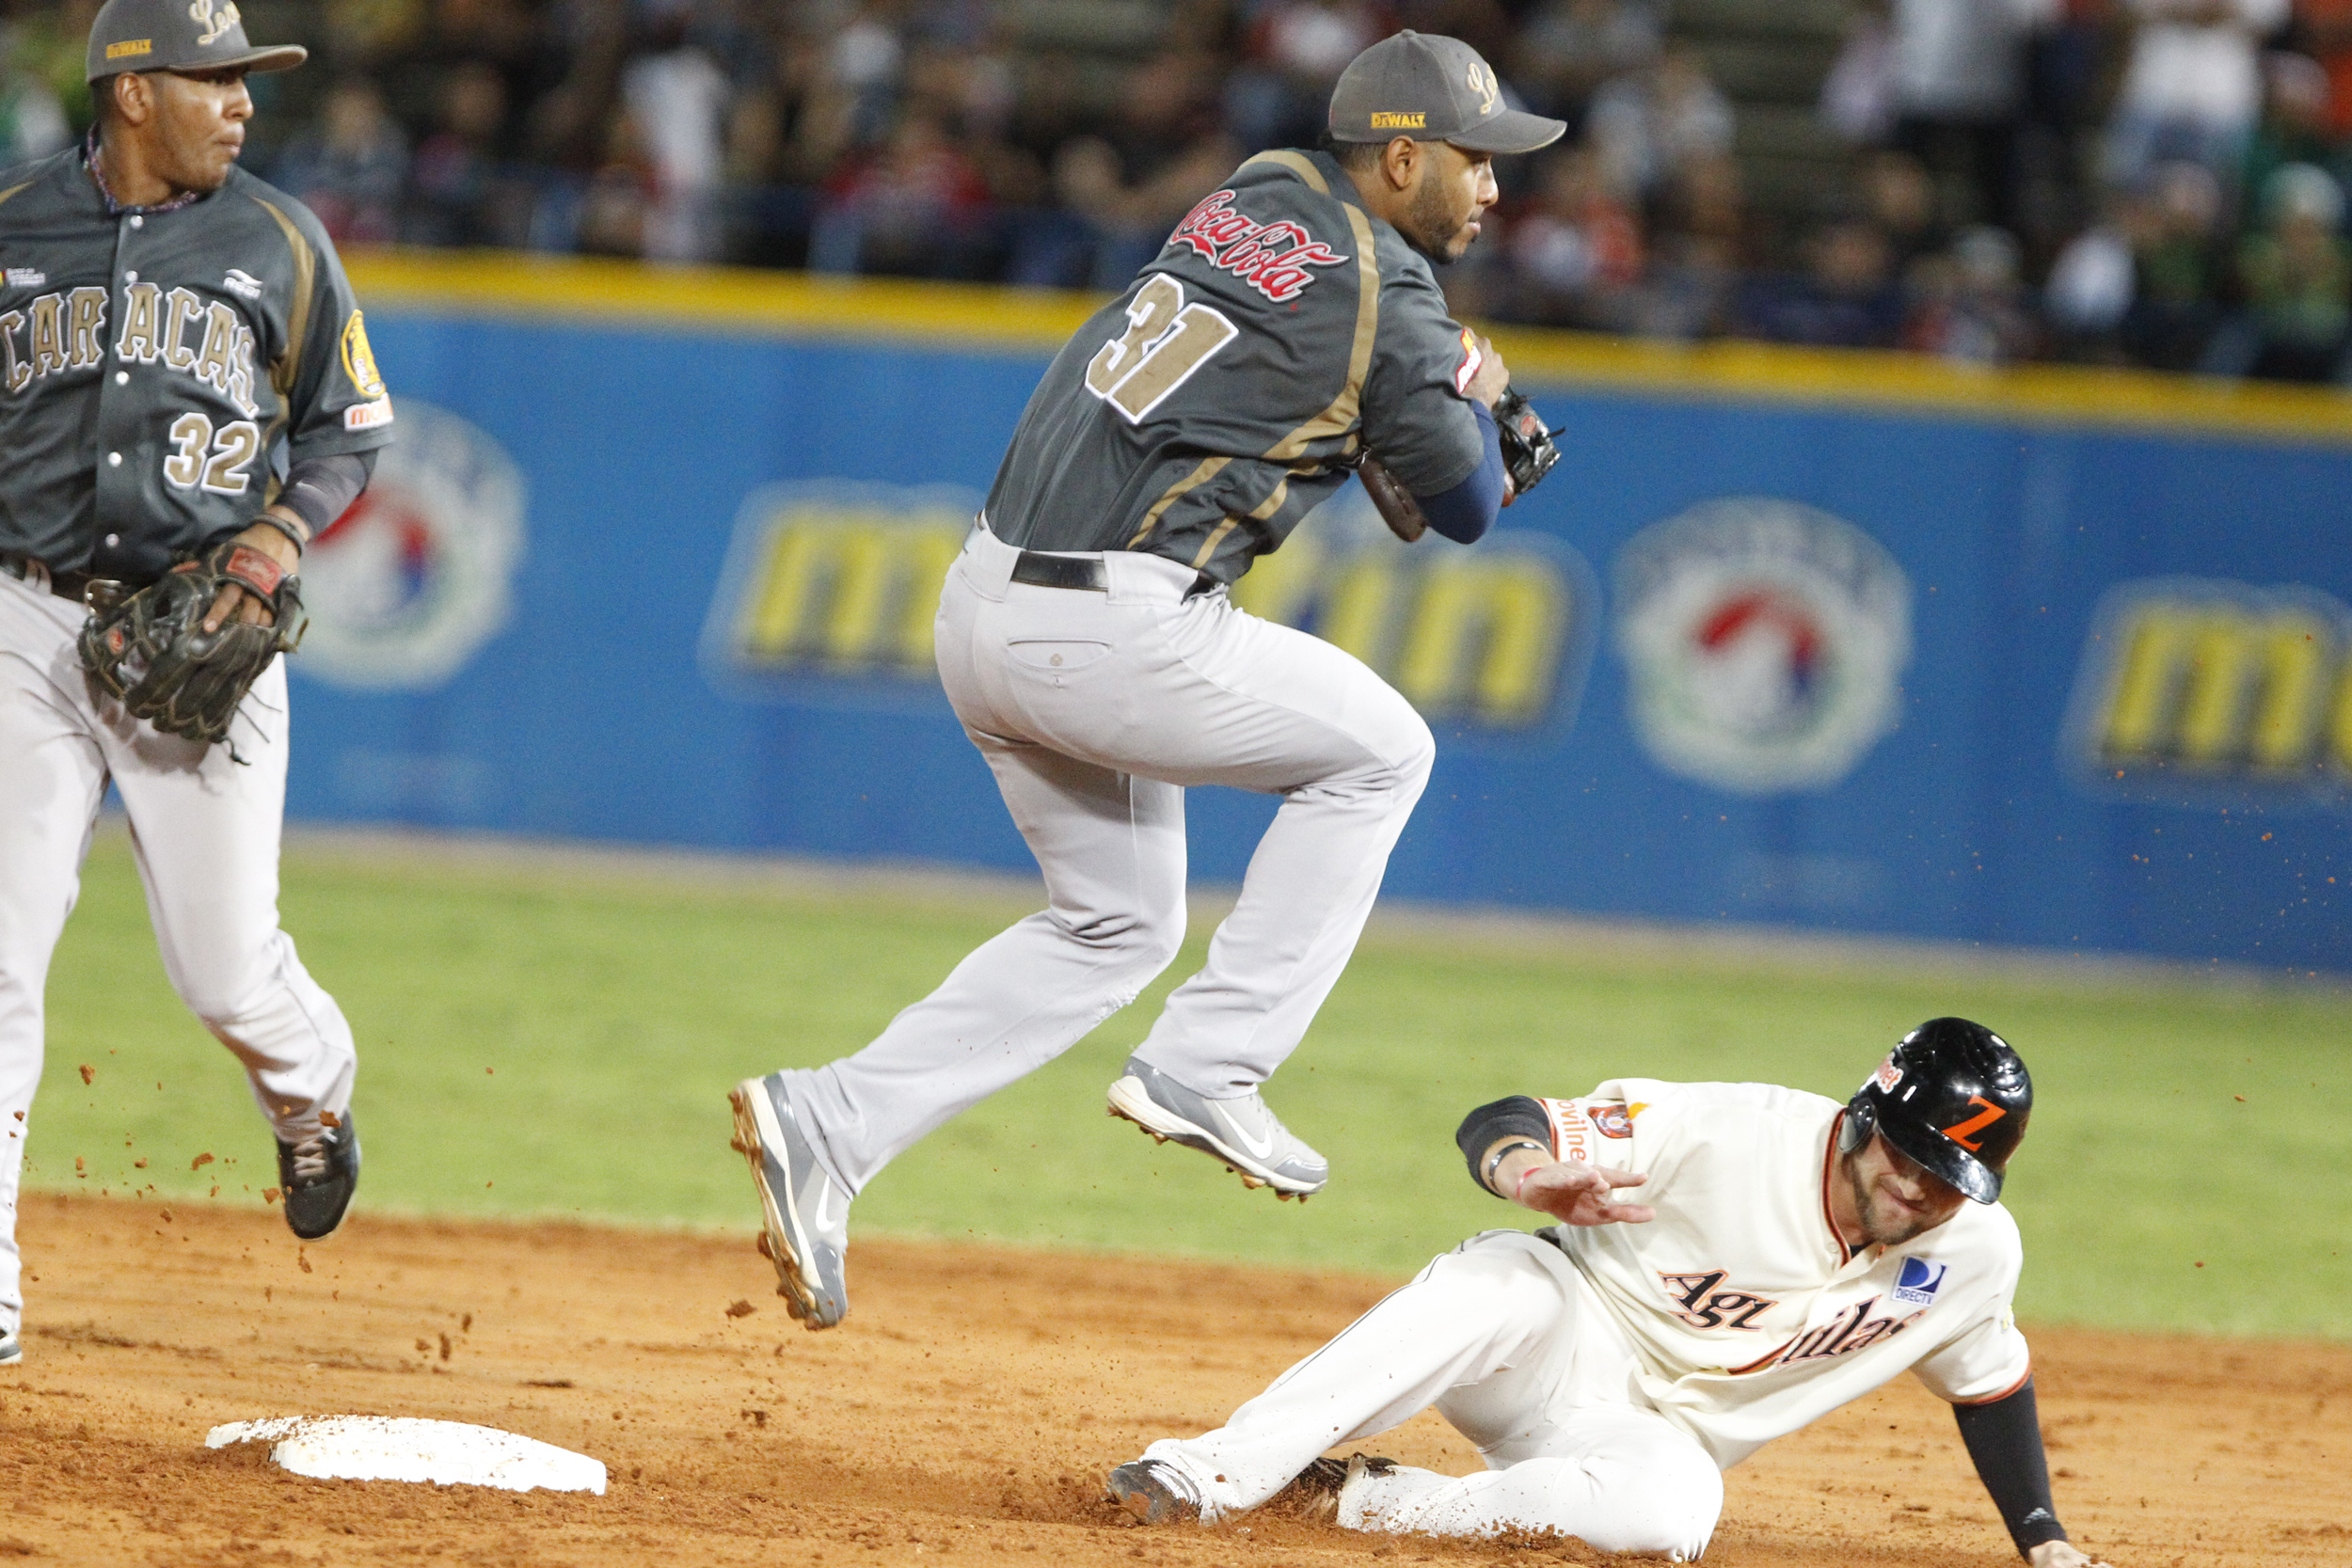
104, 39, 152, 59
1370, 112, 1425, 129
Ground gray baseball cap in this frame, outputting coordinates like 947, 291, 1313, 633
1327, 31, 1565, 155
86, 0, 308, 84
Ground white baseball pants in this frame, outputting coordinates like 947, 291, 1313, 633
780, 523, 1435, 1191
0, 569, 357, 1337
1141, 1229, 1723, 1556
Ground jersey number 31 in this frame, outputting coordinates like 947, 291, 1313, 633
1085, 274, 1237, 423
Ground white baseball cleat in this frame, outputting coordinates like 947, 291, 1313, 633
1106, 1055, 1328, 1198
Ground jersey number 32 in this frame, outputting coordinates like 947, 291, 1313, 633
1085, 274, 1237, 423
162, 412, 262, 496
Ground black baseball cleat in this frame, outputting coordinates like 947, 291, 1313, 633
277, 1111, 360, 1240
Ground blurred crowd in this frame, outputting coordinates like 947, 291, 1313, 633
9, 0, 2352, 381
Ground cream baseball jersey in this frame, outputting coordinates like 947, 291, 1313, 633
1534, 1079, 2033, 1468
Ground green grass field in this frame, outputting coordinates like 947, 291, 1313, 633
31, 831, 2351, 1340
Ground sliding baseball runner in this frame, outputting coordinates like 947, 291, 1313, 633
0, 0, 392, 1367
1109, 1019, 2112, 1568
732, 31, 1566, 1328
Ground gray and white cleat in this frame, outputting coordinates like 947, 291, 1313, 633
728, 1074, 850, 1329
1106, 1457, 1204, 1525
1106, 1056, 1328, 1198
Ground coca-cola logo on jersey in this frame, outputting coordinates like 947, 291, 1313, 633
1168, 190, 1349, 302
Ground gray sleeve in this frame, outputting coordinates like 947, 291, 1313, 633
1357, 268, 1486, 498
276, 450, 374, 538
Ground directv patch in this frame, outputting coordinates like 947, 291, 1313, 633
1892, 1257, 1947, 1307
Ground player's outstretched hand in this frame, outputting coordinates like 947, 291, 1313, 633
1516, 1161, 1654, 1227
2027, 1542, 2114, 1568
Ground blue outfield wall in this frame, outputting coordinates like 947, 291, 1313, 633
292, 293, 2351, 972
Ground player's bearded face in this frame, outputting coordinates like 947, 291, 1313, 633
146, 69, 254, 195
1403, 144, 1499, 266
1843, 1134, 1967, 1246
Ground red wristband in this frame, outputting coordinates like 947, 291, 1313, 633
1514, 1163, 1544, 1205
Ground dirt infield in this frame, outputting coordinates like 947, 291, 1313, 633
1, 1195, 2344, 1567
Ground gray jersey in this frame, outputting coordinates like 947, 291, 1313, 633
984, 150, 1486, 585
0, 146, 393, 583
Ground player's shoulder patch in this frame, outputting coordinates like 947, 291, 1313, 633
1452, 326, 1484, 397
342, 310, 387, 401
1585, 1101, 1643, 1139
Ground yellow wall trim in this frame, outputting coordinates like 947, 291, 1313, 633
343, 248, 2352, 445
343, 249, 1106, 354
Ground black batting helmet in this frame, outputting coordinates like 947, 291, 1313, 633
1837, 1018, 2031, 1204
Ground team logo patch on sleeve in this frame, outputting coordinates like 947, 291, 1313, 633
1892, 1257, 1947, 1307
1452, 327, 1483, 396
1585, 1102, 1638, 1139
341, 310, 387, 401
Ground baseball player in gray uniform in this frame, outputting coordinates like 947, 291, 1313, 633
0, 0, 391, 1367
1110, 1020, 2113, 1568
733, 32, 1565, 1329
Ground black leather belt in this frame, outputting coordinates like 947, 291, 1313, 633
0, 552, 96, 604
1010, 550, 1108, 592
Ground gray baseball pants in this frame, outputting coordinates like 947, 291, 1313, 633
781, 522, 1434, 1193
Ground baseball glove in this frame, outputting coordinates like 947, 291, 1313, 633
1353, 451, 1429, 544
1491, 388, 1561, 499
79, 540, 306, 749
1352, 389, 1562, 544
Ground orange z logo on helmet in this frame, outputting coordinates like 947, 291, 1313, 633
1940, 1096, 2006, 1151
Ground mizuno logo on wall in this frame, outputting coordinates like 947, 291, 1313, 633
703, 482, 978, 695
2063, 578, 2352, 803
